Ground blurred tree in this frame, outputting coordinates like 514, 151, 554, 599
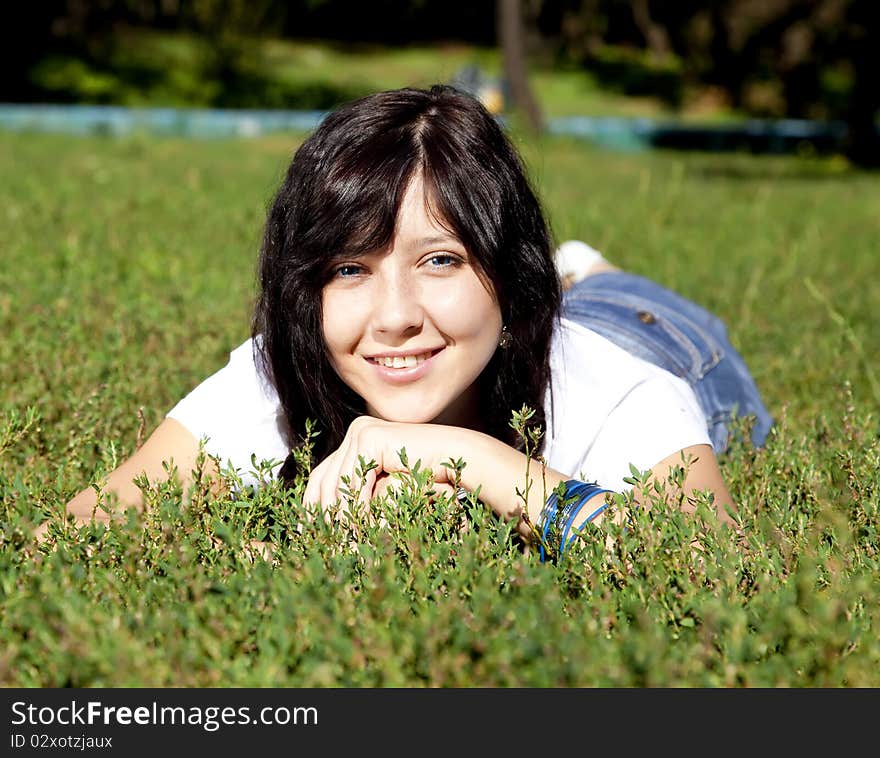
631, 0, 671, 60
541, 0, 878, 166
184, 0, 285, 106
0, 4, 60, 102
278, 0, 494, 44
498, 0, 544, 132
677, 0, 879, 166
5, 1, 876, 163
843, 0, 879, 166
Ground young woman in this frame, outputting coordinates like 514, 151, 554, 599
58, 85, 772, 553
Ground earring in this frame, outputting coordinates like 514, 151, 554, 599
499, 325, 512, 349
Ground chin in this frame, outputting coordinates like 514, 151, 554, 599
371, 404, 440, 425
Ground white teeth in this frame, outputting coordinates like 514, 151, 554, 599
373, 352, 432, 368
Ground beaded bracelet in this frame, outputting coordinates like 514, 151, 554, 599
539, 479, 611, 562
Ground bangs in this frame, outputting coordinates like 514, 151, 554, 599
295, 98, 509, 293
305, 131, 421, 279
417, 142, 505, 300
419, 171, 498, 298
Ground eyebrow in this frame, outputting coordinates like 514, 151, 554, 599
332, 234, 461, 262
412, 235, 462, 248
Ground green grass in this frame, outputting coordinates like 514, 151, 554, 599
1, 130, 879, 686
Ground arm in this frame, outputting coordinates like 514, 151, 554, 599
442, 439, 735, 537
302, 417, 570, 540
36, 418, 211, 539
565, 443, 735, 540
643, 443, 735, 524
304, 419, 734, 546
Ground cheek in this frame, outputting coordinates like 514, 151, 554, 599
431, 280, 501, 339
321, 291, 359, 362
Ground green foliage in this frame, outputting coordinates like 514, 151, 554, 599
585, 44, 684, 108
25, 30, 368, 110
16, 29, 692, 121
2, 132, 879, 686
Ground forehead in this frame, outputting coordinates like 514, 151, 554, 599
395, 174, 459, 244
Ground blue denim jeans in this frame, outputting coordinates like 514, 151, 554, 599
561, 271, 773, 454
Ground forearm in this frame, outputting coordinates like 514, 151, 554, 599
65, 464, 152, 524
452, 430, 569, 539
66, 484, 116, 525
46, 419, 206, 531
377, 429, 733, 556
33, 469, 145, 543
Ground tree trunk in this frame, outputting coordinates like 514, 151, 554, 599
632, 0, 672, 60
498, 0, 543, 133
843, 1, 880, 167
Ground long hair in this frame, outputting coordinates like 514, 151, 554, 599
252, 85, 561, 485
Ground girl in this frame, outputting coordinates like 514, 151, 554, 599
59, 85, 772, 553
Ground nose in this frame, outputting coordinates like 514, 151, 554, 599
370, 267, 424, 339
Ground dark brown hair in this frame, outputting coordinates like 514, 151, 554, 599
252, 85, 561, 484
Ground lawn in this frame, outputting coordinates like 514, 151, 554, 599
1, 128, 878, 686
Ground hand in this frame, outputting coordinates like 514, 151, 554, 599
32, 521, 50, 543
302, 416, 466, 516
372, 472, 457, 503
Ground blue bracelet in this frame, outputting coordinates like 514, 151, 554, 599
557, 484, 603, 544
539, 480, 611, 562
539, 481, 590, 556
563, 501, 609, 549
561, 496, 609, 548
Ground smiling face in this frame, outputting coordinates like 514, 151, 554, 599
321, 175, 503, 428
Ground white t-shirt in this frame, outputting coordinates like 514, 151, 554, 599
167, 317, 710, 492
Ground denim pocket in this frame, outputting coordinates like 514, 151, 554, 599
563, 289, 726, 382
561, 271, 773, 451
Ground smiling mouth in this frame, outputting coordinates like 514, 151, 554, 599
366, 348, 442, 369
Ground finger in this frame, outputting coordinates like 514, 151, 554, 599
373, 472, 401, 500
332, 436, 359, 506
303, 471, 317, 510
335, 425, 383, 510
359, 466, 378, 509
302, 455, 324, 507
303, 451, 336, 511
431, 462, 454, 486
315, 431, 349, 512
321, 436, 352, 517
245, 539, 276, 563
431, 482, 455, 500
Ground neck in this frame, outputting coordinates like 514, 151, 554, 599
430, 383, 486, 433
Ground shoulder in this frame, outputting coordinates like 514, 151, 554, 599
548, 316, 675, 409
170, 337, 277, 413
166, 337, 289, 485
544, 318, 711, 490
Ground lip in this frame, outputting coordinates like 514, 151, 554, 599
364, 347, 444, 385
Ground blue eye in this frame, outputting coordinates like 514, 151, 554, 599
428, 254, 460, 268
335, 264, 364, 278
